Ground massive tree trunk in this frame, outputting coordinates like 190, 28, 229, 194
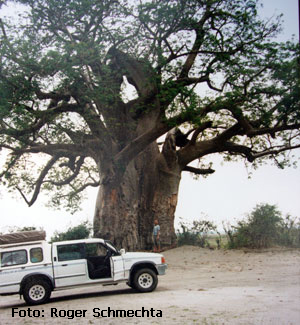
93, 134, 180, 251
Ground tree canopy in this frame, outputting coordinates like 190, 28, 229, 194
0, 0, 299, 213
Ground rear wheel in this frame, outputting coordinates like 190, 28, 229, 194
23, 279, 51, 305
133, 268, 158, 292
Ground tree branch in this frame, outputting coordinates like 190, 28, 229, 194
247, 123, 300, 138
183, 166, 215, 175
0, 153, 21, 179
189, 121, 213, 145
16, 155, 60, 206
35, 88, 71, 101
46, 156, 85, 186
12, 143, 86, 157
68, 181, 100, 198
178, 4, 212, 79
115, 122, 170, 166
0, 102, 80, 138
213, 123, 242, 143
222, 142, 300, 163
252, 144, 300, 160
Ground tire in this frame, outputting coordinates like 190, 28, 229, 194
133, 268, 158, 293
126, 281, 136, 289
23, 279, 51, 305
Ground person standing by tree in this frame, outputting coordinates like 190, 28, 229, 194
153, 220, 161, 253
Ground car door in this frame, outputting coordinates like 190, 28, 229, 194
52, 243, 88, 287
111, 255, 125, 281
85, 242, 111, 280
104, 241, 125, 281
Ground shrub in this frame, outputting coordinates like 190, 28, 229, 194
224, 203, 300, 249
278, 214, 300, 247
51, 221, 92, 242
177, 218, 219, 248
222, 222, 237, 249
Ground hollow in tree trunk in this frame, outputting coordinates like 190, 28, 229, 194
94, 136, 180, 251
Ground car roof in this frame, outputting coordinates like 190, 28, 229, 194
51, 238, 106, 245
0, 238, 108, 251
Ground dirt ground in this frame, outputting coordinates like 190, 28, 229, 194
0, 246, 299, 324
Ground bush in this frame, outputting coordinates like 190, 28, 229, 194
224, 203, 300, 249
51, 221, 92, 242
177, 218, 219, 248
177, 222, 199, 246
222, 222, 237, 249
278, 214, 300, 247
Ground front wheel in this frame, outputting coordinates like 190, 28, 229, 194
133, 268, 158, 292
23, 279, 51, 305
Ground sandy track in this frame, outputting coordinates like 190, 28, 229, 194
1, 246, 299, 324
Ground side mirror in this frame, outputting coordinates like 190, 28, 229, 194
120, 248, 126, 255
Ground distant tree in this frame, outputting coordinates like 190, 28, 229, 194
50, 221, 92, 242
228, 203, 283, 248
0, 0, 299, 250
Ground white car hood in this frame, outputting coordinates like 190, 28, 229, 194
122, 252, 162, 260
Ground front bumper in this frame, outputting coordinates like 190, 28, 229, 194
156, 263, 167, 275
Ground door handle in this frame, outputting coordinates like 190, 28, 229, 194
62, 264, 68, 266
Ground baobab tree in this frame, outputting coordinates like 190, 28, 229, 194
0, 0, 299, 249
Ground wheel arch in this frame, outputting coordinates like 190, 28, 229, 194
20, 273, 54, 295
129, 262, 158, 285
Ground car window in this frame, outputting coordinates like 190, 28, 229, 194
30, 247, 43, 263
1, 250, 28, 267
57, 244, 85, 261
86, 243, 108, 257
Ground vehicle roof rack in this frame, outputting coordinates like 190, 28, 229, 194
0, 231, 46, 246
0, 241, 46, 249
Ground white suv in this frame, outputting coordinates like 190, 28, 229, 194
0, 234, 167, 305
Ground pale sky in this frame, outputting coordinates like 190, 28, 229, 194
0, 0, 299, 238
